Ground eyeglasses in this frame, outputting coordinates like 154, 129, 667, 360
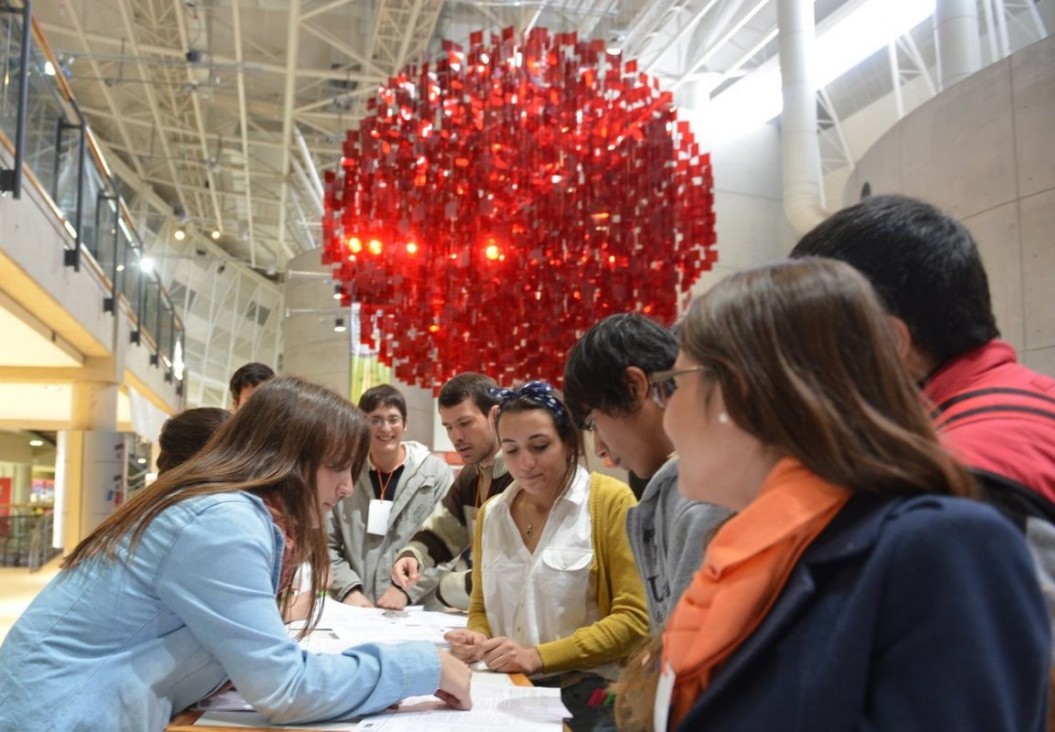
648, 366, 709, 408
368, 415, 403, 428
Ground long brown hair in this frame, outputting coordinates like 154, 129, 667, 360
683, 257, 974, 499
615, 258, 975, 730
64, 376, 371, 629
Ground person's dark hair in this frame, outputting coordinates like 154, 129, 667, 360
563, 313, 677, 428
438, 372, 500, 414
789, 194, 999, 367
63, 377, 371, 632
229, 362, 275, 401
156, 407, 230, 474
681, 257, 975, 500
492, 381, 583, 465
358, 383, 407, 421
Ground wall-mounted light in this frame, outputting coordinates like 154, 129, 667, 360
334, 318, 347, 333
174, 226, 186, 241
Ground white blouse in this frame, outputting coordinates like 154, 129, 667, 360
480, 464, 617, 679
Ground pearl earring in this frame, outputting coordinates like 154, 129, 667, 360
717, 412, 730, 425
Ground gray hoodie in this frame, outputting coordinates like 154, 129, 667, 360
626, 457, 733, 630
327, 440, 453, 608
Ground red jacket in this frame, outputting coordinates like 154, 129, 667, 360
924, 340, 1055, 503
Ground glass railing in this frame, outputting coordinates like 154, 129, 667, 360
0, 1, 185, 392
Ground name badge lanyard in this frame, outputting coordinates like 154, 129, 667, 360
367, 461, 403, 535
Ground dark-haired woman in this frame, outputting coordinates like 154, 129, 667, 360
0, 377, 471, 731
445, 381, 648, 730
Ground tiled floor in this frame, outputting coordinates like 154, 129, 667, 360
0, 556, 62, 643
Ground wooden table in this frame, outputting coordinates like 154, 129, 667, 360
167, 674, 534, 731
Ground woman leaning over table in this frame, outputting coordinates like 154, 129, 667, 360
615, 258, 1049, 731
0, 377, 471, 732
445, 381, 649, 730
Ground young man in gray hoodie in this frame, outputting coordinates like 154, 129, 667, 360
563, 314, 732, 629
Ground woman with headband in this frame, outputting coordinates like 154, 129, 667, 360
445, 381, 648, 730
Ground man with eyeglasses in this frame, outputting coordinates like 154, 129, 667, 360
564, 314, 732, 629
328, 384, 454, 610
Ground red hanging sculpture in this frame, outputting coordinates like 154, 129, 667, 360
322, 27, 717, 392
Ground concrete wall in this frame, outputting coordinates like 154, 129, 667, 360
844, 34, 1055, 375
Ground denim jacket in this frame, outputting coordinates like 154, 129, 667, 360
0, 491, 440, 731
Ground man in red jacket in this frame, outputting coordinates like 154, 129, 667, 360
792, 194, 1055, 511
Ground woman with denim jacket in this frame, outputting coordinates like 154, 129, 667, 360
0, 377, 471, 732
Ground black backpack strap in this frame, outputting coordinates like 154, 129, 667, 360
972, 469, 1055, 532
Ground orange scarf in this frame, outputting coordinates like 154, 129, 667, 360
662, 458, 851, 727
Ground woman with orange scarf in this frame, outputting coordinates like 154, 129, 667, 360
620, 259, 1050, 731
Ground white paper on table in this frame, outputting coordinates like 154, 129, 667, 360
302, 602, 468, 650
194, 711, 361, 730
192, 673, 564, 731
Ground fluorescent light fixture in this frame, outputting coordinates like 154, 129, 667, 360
173, 339, 185, 381
701, 0, 935, 141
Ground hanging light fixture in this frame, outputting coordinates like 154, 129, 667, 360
333, 317, 347, 333
174, 226, 186, 241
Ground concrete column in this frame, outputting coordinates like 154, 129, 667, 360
937, 0, 982, 88
282, 249, 351, 397
54, 366, 125, 552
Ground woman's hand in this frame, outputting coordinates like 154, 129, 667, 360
443, 629, 489, 663
436, 650, 473, 710
479, 637, 543, 674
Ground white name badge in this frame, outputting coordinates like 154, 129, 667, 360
367, 499, 393, 535
653, 660, 675, 732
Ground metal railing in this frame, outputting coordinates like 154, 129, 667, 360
0, 505, 59, 572
0, 0, 185, 390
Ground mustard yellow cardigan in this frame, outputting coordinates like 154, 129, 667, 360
467, 472, 649, 673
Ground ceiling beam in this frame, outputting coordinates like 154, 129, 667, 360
39, 22, 383, 84
169, 0, 226, 236
231, 0, 259, 268
274, 1, 302, 261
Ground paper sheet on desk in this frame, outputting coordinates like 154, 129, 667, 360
194, 675, 568, 731
294, 603, 468, 651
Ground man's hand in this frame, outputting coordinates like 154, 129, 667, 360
479, 637, 543, 675
391, 556, 422, 590
376, 585, 410, 610
341, 589, 375, 608
436, 650, 472, 710
443, 629, 489, 664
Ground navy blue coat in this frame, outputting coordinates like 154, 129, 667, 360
678, 493, 1050, 731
